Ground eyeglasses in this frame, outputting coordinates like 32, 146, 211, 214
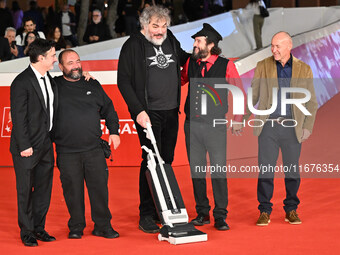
28, 36, 36, 39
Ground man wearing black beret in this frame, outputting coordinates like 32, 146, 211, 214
181, 23, 245, 230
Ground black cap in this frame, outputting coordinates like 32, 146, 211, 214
191, 23, 223, 44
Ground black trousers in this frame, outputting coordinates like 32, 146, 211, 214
63, 35, 78, 47
184, 120, 228, 220
56, 148, 112, 231
12, 135, 54, 238
134, 108, 179, 218
258, 122, 302, 214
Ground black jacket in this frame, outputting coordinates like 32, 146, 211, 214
10, 66, 58, 155
0, 37, 11, 62
83, 21, 112, 44
117, 30, 189, 117
0, 8, 14, 37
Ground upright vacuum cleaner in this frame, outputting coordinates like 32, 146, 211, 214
142, 122, 207, 245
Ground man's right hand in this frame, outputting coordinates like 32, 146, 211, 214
11, 45, 18, 57
136, 111, 151, 129
21, 147, 33, 157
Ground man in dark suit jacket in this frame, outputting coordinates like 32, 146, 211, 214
0, 36, 11, 62
83, 9, 112, 44
0, 0, 14, 36
10, 39, 58, 247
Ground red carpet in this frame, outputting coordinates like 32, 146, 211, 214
1, 93, 340, 254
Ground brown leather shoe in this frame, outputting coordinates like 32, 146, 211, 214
285, 210, 302, 224
256, 212, 270, 226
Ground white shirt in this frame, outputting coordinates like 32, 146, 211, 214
15, 31, 46, 46
30, 64, 54, 131
61, 12, 72, 36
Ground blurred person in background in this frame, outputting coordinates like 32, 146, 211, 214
121, 0, 139, 36
22, 31, 39, 56
47, 26, 67, 51
0, 0, 14, 37
139, 0, 155, 10
183, 0, 205, 21
45, 6, 58, 34
16, 17, 45, 48
24, 0, 44, 32
4, 27, 19, 59
83, 9, 112, 44
210, 0, 225, 15
157, 0, 174, 20
57, 4, 78, 47
0, 35, 11, 62
11, 1, 23, 30
245, 0, 267, 50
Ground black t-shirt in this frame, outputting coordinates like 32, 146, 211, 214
53, 76, 119, 153
145, 36, 178, 110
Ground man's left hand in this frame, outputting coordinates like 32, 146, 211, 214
109, 134, 120, 150
232, 123, 243, 136
301, 128, 311, 142
83, 71, 94, 81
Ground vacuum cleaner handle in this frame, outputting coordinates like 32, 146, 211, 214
145, 122, 157, 145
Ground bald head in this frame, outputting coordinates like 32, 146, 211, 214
272, 31, 292, 46
271, 31, 293, 66
58, 49, 83, 81
58, 49, 79, 64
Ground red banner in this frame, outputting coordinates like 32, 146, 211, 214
0, 60, 190, 167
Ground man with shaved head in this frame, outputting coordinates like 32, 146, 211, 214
53, 49, 120, 239
244, 31, 318, 226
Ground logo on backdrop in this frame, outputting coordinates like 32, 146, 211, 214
198, 84, 312, 128
1, 107, 12, 138
102, 119, 137, 135
201, 84, 312, 117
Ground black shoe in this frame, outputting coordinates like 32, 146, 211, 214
152, 214, 162, 224
191, 214, 210, 226
68, 231, 83, 239
92, 227, 119, 239
139, 216, 160, 233
35, 230, 56, 242
214, 218, 230, 231
22, 233, 38, 247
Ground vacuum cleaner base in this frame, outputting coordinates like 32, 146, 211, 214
158, 223, 208, 245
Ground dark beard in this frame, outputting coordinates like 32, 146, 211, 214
63, 67, 83, 80
192, 46, 209, 60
